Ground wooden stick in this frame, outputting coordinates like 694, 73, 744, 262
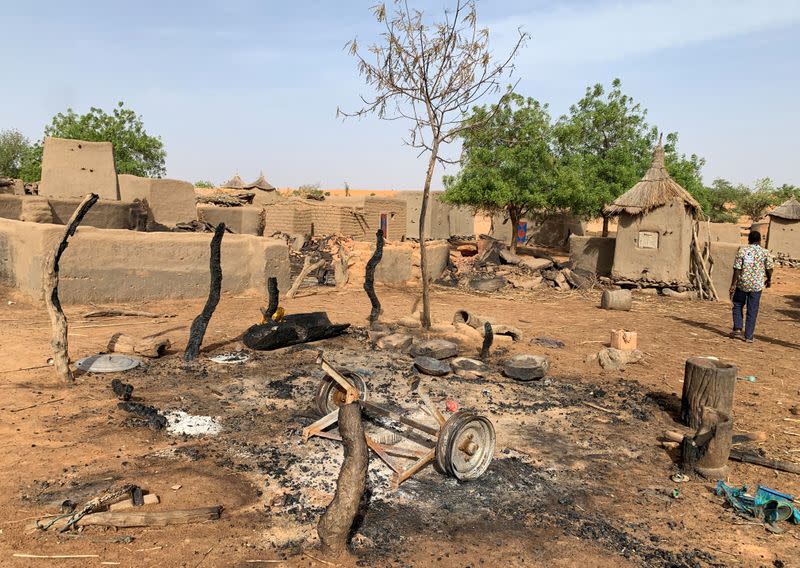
43, 193, 99, 383
583, 401, 619, 415
0, 364, 52, 375
83, 310, 175, 319
728, 449, 800, 474
286, 257, 325, 299
78, 506, 222, 528
9, 398, 64, 413
13, 554, 100, 559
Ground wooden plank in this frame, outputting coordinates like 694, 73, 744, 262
392, 447, 436, 488
316, 354, 360, 403
362, 401, 439, 436
365, 436, 402, 473
417, 389, 446, 426
302, 409, 340, 441
78, 506, 222, 528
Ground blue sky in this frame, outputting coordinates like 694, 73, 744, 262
2, 0, 799, 189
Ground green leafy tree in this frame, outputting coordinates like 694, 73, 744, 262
773, 183, 800, 203
552, 79, 654, 234
20, 102, 166, 182
698, 178, 747, 223
552, 79, 706, 233
293, 182, 325, 200
442, 94, 556, 252
737, 177, 776, 222
195, 180, 215, 188
0, 129, 32, 178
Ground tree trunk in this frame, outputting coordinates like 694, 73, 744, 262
680, 357, 737, 429
602, 216, 609, 237
508, 207, 520, 254
183, 223, 225, 361
418, 141, 440, 329
317, 402, 368, 557
43, 193, 99, 384
681, 406, 732, 478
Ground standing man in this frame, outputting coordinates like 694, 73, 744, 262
729, 230, 774, 343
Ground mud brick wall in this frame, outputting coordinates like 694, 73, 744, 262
767, 217, 800, 260
198, 204, 264, 235
0, 218, 290, 302
0, 194, 139, 230
38, 137, 119, 200
569, 235, 615, 277
362, 197, 407, 241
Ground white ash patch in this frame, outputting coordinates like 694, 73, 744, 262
163, 410, 223, 437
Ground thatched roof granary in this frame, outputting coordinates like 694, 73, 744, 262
221, 174, 245, 190
768, 197, 800, 220
244, 172, 275, 191
606, 140, 700, 286
767, 197, 800, 260
604, 142, 701, 218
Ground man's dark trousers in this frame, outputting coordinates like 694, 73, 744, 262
732, 289, 762, 340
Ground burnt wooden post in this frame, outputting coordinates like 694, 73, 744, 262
681, 406, 733, 478
317, 402, 368, 557
480, 322, 493, 361
44, 193, 99, 383
364, 229, 384, 325
183, 223, 225, 361
260, 276, 279, 322
680, 357, 737, 429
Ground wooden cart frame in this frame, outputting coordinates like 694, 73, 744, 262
303, 352, 469, 489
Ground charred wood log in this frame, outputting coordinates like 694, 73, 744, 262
317, 402, 368, 557
364, 229, 384, 324
111, 379, 133, 401
681, 406, 733, 478
261, 276, 280, 322
183, 223, 225, 361
243, 312, 350, 351
480, 322, 493, 360
44, 193, 99, 383
117, 401, 167, 431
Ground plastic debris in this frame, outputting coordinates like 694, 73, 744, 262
738, 375, 757, 383
716, 481, 800, 528
209, 352, 250, 364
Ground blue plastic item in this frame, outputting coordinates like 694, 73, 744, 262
716, 481, 800, 525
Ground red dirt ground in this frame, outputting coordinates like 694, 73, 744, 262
0, 268, 798, 567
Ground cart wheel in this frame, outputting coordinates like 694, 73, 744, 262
314, 370, 368, 416
435, 412, 495, 481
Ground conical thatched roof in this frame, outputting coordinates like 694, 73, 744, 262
221, 174, 244, 189
603, 142, 701, 218
768, 197, 800, 220
243, 171, 275, 191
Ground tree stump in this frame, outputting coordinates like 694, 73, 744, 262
680, 357, 737, 429
317, 402, 368, 558
600, 289, 632, 311
681, 406, 733, 478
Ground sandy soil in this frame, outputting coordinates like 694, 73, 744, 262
0, 267, 799, 567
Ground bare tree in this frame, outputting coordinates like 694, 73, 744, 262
340, 0, 526, 328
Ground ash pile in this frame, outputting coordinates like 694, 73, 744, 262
446, 234, 596, 293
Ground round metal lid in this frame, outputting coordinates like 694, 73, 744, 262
75, 354, 141, 373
